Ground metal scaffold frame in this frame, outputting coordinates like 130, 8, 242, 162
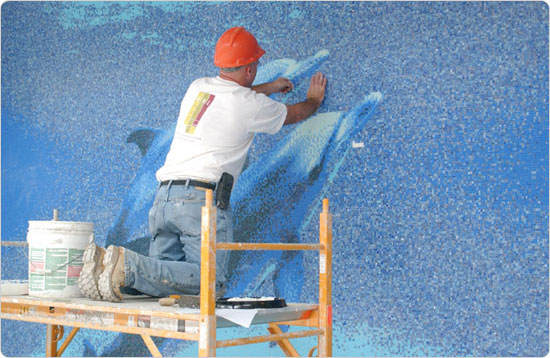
1, 189, 333, 357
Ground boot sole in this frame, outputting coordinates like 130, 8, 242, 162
78, 244, 104, 300
98, 246, 122, 302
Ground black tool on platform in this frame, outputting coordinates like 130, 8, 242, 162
159, 295, 287, 309
216, 297, 287, 309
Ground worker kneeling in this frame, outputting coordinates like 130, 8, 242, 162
78, 27, 327, 302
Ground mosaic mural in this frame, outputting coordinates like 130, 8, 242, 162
2, 2, 548, 356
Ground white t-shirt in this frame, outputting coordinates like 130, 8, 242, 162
156, 76, 287, 184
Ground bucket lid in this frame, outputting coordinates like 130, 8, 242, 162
28, 220, 94, 232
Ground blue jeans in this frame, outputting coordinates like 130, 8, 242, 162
122, 183, 233, 297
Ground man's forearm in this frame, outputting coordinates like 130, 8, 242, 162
284, 98, 321, 125
251, 82, 275, 96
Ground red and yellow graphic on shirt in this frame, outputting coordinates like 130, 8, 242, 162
184, 92, 215, 134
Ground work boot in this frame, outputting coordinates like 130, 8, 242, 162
78, 243, 106, 300
98, 245, 125, 302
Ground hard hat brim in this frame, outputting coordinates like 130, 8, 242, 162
214, 47, 265, 68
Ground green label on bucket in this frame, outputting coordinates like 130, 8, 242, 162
29, 248, 46, 291
29, 247, 84, 292
67, 248, 84, 286
45, 248, 69, 290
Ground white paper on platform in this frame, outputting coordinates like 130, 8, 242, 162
216, 308, 258, 328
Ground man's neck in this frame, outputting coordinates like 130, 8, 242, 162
218, 71, 248, 87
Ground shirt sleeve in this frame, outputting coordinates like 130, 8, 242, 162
249, 93, 287, 135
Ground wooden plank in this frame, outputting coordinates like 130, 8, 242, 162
141, 334, 162, 357
272, 313, 319, 328
271, 307, 319, 328
1, 300, 317, 329
318, 198, 333, 357
267, 323, 300, 357
199, 189, 217, 357
216, 329, 323, 348
46, 324, 61, 357
216, 243, 322, 251
57, 327, 79, 357
269, 318, 317, 328
0, 296, 201, 321
1, 241, 28, 247
0, 313, 199, 341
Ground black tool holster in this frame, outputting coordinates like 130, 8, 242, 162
215, 172, 233, 210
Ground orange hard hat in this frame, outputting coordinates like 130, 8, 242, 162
214, 27, 265, 68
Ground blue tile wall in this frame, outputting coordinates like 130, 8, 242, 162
1, 2, 548, 357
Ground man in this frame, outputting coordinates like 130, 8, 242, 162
79, 26, 326, 302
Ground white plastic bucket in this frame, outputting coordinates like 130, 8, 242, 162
27, 220, 93, 297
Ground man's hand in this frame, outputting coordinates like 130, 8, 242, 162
271, 77, 293, 94
284, 72, 328, 125
306, 72, 327, 106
